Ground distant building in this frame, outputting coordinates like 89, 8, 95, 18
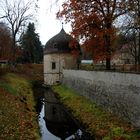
111, 44, 136, 64
44, 28, 81, 85
81, 60, 93, 64
0, 59, 9, 67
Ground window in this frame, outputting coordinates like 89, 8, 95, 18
52, 62, 56, 69
53, 43, 57, 48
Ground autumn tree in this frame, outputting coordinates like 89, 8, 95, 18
0, 0, 37, 64
0, 22, 12, 60
57, 0, 128, 70
21, 22, 43, 63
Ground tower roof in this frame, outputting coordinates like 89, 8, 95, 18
44, 28, 80, 54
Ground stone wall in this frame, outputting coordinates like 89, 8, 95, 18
62, 70, 140, 127
44, 53, 78, 85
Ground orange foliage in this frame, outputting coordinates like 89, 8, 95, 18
69, 38, 81, 55
0, 23, 23, 61
57, 0, 127, 63
15, 46, 23, 59
0, 24, 13, 60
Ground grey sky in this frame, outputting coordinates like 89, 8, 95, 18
36, 0, 71, 45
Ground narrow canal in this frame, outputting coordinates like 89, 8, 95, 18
35, 87, 94, 140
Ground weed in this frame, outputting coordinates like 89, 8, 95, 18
53, 85, 140, 140
0, 82, 18, 95
0, 73, 40, 140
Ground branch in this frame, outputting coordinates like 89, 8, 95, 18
0, 16, 7, 19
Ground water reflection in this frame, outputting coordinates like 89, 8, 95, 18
38, 102, 61, 140
44, 90, 80, 139
38, 89, 94, 140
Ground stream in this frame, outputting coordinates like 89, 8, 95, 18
36, 87, 94, 140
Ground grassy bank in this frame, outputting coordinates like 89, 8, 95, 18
53, 85, 140, 140
0, 64, 43, 140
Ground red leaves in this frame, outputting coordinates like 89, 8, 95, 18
56, 0, 127, 63
0, 24, 13, 60
68, 38, 81, 55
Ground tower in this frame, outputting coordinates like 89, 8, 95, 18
44, 28, 81, 85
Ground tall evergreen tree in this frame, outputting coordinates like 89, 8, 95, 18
21, 22, 43, 63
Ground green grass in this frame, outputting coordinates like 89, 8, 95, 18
0, 73, 40, 140
80, 63, 94, 71
0, 81, 18, 95
53, 85, 140, 140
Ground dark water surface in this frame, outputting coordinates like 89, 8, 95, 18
37, 88, 94, 140
38, 102, 61, 140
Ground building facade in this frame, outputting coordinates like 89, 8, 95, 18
44, 28, 81, 85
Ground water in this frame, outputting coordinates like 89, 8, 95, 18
38, 103, 61, 140
37, 88, 94, 140
38, 102, 86, 140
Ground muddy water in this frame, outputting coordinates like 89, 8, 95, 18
37, 88, 94, 140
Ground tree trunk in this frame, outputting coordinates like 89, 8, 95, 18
133, 32, 137, 65
12, 36, 16, 66
105, 30, 111, 70
106, 57, 111, 70
138, 31, 140, 64
137, 0, 140, 65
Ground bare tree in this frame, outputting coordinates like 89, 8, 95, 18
126, 32, 138, 65
0, 0, 36, 64
127, 0, 140, 64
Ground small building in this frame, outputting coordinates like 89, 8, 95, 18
111, 43, 137, 65
44, 28, 81, 85
0, 59, 9, 67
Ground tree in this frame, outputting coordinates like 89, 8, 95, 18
120, 0, 140, 65
57, 0, 128, 69
127, 32, 138, 65
0, 0, 36, 64
116, 31, 138, 64
0, 22, 13, 60
21, 22, 43, 63
128, 0, 140, 64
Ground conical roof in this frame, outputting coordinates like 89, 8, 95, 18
44, 28, 80, 54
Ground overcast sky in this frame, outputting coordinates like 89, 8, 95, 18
36, 0, 71, 45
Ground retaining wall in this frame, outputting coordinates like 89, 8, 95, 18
62, 70, 140, 127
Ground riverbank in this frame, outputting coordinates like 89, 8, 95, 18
53, 85, 140, 140
0, 64, 43, 139
1, 64, 140, 140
